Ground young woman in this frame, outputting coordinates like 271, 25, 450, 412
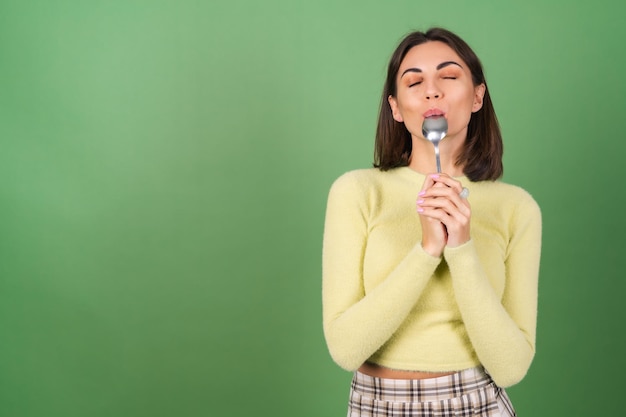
322, 28, 541, 416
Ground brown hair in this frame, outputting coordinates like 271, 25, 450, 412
374, 28, 503, 181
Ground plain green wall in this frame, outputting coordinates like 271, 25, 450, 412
1, 1, 625, 416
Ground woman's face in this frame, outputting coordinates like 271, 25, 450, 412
388, 41, 485, 143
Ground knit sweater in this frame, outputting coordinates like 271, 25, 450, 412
322, 167, 541, 388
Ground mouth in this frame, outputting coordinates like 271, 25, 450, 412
423, 109, 445, 118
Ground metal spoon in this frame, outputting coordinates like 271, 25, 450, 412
421, 116, 448, 173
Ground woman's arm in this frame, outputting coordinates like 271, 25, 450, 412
322, 172, 441, 371
445, 195, 542, 387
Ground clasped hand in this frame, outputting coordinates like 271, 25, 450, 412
416, 173, 471, 257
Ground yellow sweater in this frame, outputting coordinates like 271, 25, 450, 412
322, 167, 541, 388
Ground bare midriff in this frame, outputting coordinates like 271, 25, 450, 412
358, 362, 456, 380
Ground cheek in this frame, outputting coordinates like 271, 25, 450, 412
390, 95, 410, 120
396, 93, 421, 115
396, 105, 423, 136
448, 107, 473, 135
446, 91, 475, 128
450, 90, 478, 116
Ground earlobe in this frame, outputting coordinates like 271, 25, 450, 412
472, 84, 486, 113
388, 95, 404, 122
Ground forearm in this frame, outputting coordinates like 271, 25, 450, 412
323, 244, 440, 371
445, 241, 538, 387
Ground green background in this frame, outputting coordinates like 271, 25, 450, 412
1, 0, 625, 416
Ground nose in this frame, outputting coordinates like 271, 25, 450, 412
424, 80, 442, 100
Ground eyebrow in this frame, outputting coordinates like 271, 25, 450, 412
401, 61, 463, 77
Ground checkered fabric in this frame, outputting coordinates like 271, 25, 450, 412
347, 367, 516, 417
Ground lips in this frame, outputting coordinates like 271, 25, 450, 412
423, 108, 445, 118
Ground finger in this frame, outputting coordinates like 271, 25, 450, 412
418, 195, 471, 219
417, 206, 452, 224
430, 175, 464, 194
419, 173, 439, 193
418, 205, 470, 233
418, 187, 470, 213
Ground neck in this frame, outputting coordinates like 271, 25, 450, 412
408, 133, 466, 177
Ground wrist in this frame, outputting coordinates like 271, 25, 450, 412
446, 238, 469, 248
421, 241, 443, 258
446, 231, 470, 248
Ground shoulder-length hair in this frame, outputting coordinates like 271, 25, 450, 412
374, 28, 503, 181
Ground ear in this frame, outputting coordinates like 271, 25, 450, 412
388, 95, 404, 122
471, 83, 486, 113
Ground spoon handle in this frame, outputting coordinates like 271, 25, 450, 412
434, 144, 441, 173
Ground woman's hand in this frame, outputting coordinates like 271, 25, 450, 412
416, 174, 471, 257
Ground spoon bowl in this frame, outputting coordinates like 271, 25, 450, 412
422, 116, 448, 173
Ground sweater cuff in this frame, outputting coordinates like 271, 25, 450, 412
443, 239, 478, 267
419, 243, 443, 261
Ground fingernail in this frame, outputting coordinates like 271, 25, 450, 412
417, 207, 424, 213
417, 199, 424, 204
418, 191, 426, 196
430, 174, 439, 179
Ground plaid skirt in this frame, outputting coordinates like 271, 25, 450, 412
347, 367, 516, 417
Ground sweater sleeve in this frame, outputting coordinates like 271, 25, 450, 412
322, 173, 442, 371
444, 194, 542, 387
